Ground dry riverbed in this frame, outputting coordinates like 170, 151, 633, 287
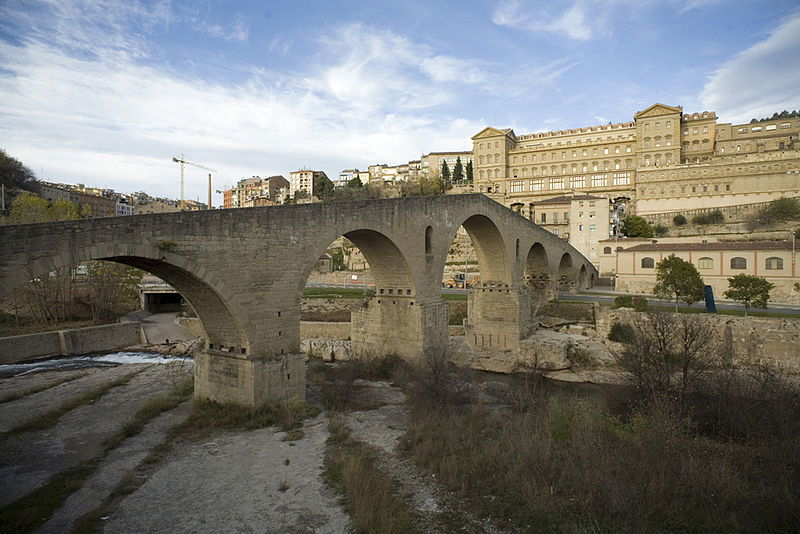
0, 354, 508, 533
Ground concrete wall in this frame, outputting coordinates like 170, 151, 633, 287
595, 306, 800, 372
0, 322, 143, 364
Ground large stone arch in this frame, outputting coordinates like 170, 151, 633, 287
524, 242, 554, 301
1, 243, 247, 351
456, 214, 511, 285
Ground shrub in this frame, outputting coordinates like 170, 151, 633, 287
156, 240, 178, 251
632, 296, 648, 312
707, 209, 724, 223
614, 295, 633, 308
747, 197, 800, 229
673, 214, 687, 226
608, 322, 635, 343
654, 224, 668, 236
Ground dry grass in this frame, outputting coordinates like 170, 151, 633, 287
401, 365, 800, 532
301, 309, 351, 322
183, 399, 319, 433
324, 416, 415, 534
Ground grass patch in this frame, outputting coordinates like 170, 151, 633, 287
0, 376, 194, 534
2, 368, 145, 436
303, 288, 366, 299
183, 399, 320, 432
0, 371, 88, 404
324, 416, 415, 534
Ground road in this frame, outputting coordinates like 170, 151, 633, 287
305, 282, 800, 316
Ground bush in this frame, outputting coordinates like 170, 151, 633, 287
673, 214, 687, 226
707, 209, 724, 223
632, 296, 648, 312
654, 224, 668, 236
614, 295, 633, 308
608, 322, 635, 343
747, 197, 800, 229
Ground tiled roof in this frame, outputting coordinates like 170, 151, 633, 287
624, 241, 792, 252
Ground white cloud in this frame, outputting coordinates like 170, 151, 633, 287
700, 14, 800, 122
492, 0, 593, 40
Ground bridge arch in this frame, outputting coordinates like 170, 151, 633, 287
454, 214, 511, 285
556, 252, 578, 291
1, 243, 248, 352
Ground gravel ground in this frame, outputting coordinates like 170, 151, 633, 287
103, 413, 350, 534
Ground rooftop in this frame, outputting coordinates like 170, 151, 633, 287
624, 241, 793, 252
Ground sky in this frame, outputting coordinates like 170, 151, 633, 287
1, 0, 799, 206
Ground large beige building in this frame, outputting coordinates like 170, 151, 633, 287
472, 104, 800, 217
614, 241, 799, 303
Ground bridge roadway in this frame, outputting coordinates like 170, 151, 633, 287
0, 194, 597, 407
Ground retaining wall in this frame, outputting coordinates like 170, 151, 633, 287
0, 322, 143, 365
595, 305, 800, 372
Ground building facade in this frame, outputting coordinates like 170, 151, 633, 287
222, 175, 289, 208
289, 170, 328, 198
472, 104, 800, 217
615, 241, 799, 303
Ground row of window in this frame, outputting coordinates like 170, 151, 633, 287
642, 135, 673, 148
505, 173, 632, 191
639, 257, 784, 270
643, 121, 672, 132
737, 123, 797, 134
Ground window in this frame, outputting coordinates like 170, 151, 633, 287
616, 246, 624, 252
697, 257, 714, 269
766, 124, 776, 131
550, 177, 563, 189
641, 257, 655, 269
589, 224, 596, 231
765, 257, 783, 270
540, 213, 547, 223
730, 257, 747, 269
780, 122, 791, 129
751, 126, 762, 133
530, 179, 543, 191
571, 176, 584, 188
666, 121, 671, 128
703, 126, 708, 133
589, 211, 596, 218
737, 127, 748, 133
511, 180, 523, 192
603, 247, 612, 254
579, 224, 584, 231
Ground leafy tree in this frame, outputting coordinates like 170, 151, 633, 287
673, 214, 687, 226
0, 149, 39, 202
313, 174, 335, 200
621, 215, 654, 238
440, 160, 451, 183
346, 176, 363, 188
724, 274, 775, 316
465, 160, 473, 183
452, 157, 464, 182
3, 194, 81, 225
654, 224, 668, 237
653, 254, 705, 312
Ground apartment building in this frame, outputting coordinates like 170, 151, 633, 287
222, 175, 289, 208
289, 170, 328, 198
472, 104, 800, 217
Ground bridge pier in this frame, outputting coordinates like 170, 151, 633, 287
465, 284, 536, 352
351, 296, 448, 359
194, 349, 305, 407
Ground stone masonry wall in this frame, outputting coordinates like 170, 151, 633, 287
595, 305, 800, 372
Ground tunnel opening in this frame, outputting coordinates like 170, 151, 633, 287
557, 253, 578, 292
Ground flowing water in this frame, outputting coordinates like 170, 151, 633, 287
0, 352, 192, 378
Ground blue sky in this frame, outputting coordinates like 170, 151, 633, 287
1, 0, 798, 205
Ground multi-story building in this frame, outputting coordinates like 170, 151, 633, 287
347, 151, 474, 187
222, 175, 289, 208
116, 198, 135, 216
289, 169, 328, 198
337, 169, 369, 187
420, 151, 473, 180
530, 194, 621, 269
472, 103, 800, 218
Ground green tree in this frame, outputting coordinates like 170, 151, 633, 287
654, 224, 668, 237
621, 215, 654, 238
0, 149, 39, 203
440, 160, 450, 183
723, 274, 775, 316
313, 174, 335, 200
673, 214, 687, 226
452, 157, 464, 182
346, 176, 363, 188
653, 254, 705, 312
465, 160, 473, 183
3, 194, 81, 225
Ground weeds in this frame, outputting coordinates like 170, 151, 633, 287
184, 399, 319, 432
324, 415, 415, 534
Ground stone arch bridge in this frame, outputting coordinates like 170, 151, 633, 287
0, 194, 597, 406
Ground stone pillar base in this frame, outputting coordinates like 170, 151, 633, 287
194, 349, 305, 408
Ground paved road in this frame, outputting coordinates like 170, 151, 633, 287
305, 282, 800, 315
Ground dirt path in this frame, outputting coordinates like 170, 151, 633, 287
344, 381, 507, 534
102, 413, 350, 534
